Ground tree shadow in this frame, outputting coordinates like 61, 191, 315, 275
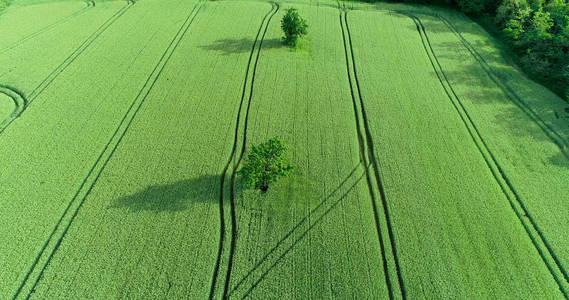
108, 174, 220, 212
431, 47, 569, 148
381, 10, 569, 168
408, 16, 569, 150
198, 37, 283, 55
549, 152, 569, 169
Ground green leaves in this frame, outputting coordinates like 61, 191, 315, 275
239, 137, 294, 192
495, 0, 569, 98
281, 8, 308, 47
504, 19, 525, 40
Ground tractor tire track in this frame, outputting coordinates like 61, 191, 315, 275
339, 7, 406, 300
12, 2, 204, 299
239, 169, 367, 299
0, 84, 26, 130
0, 0, 94, 55
436, 14, 569, 160
225, 4, 279, 298
0, 1, 133, 136
208, 3, 278, 299
344, 10, 407, 299
227, 163, 363, 297
400, 12, 569, 297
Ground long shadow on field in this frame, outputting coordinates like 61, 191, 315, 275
427, 15, 569, 141
549, 152, 569, 169
430, 41, 569, 149
390, 9, 569, 146
229, 162, 367, 298
109, 175, 219, 212
199, 38, 282, 55
403, 14, 569, 161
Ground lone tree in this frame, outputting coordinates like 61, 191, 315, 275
281, 8, 308, 47
239, 137, 295, 193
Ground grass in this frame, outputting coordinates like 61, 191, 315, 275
419, 11, 569, 289
0, 1, 127, 98
0, 93, 13, 121
348, 9, 565, 298
0, 0, 87, 50
0, 0, 10, 14
1, 0, 568, 299
17, 1, 283, 298
223, 4, 392, 299
0, 0, 202, 296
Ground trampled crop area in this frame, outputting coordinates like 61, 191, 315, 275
1, 0, 568, 298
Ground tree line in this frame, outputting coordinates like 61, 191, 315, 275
387, 0, 569, 101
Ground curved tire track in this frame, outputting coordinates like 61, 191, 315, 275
340, 7, 406, 300
0, 84, 26, 130
399, 11, 569, 297
12, 2, 204, 299
0, 1, 133, 136
208, 3, 279, 299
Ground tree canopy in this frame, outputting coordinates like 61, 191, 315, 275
281, 8, 309, 47
239, 137, 295, 192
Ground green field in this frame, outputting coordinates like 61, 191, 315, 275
0, 93, 13, 120
1, 0, 568, 298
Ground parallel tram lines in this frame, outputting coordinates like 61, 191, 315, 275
12, 2, 204, 298
399, 11, 569, 297
0, 1, 133, 134
339, 7, 406, 300
209, 3, 279, 299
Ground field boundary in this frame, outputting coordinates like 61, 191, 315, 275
339, 5, 406, 299
208, 3, 279, 299
11, 2, 204, 298
0, 1, 133, 135
397, 10, 569, 297
0, 0, 94, 55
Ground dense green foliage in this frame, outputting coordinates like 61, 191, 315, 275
496, 0, 569, 98
239, 137, 294, 192
280, 7, 308, 46
385, 0, 569, 100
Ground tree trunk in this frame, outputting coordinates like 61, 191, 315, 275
261, 180, 269, 193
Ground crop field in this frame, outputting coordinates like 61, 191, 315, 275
1, 0, 568, 299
